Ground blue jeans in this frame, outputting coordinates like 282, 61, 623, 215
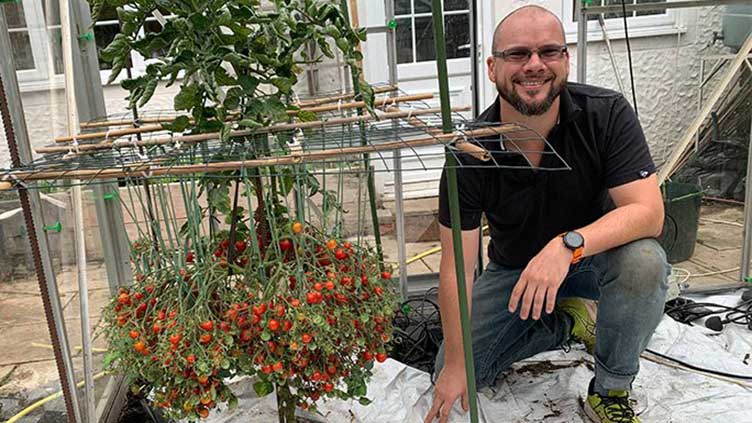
435, 238, 670, 391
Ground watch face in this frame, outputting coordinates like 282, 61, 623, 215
563, 231, 584, 249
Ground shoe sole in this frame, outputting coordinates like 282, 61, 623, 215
582, 400, 601, 423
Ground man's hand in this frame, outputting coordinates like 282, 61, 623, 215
508, 237, 572, 320
424, 364, 469, 423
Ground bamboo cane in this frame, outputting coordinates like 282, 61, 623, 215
10, 125, 517, 184
79, 85, 399, 129
37, 106, 471, 154
386, 107, 491, 161
56, 92, 432, 143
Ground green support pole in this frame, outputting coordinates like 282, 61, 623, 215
339, 0, 385, 268
432, 1, 479, 422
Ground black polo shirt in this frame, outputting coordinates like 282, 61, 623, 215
438, 82, 655, 268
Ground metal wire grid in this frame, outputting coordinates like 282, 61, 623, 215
1, 86, 571, 189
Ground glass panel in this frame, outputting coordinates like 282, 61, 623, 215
414, 16, 434, 61
97, 4, 119, 21
41, 0, 61, 25
396, 17, 413, 64
10, 31, 35, 70
94, 23, 121, 70
48, 28, 65, 74
572, 0, 602, 22
636, 0, 666, 17
3, 2, 27, 29
444, 0, 468, 11
604, 0, 630, 20
414, 0, 430, 14
395, 0, 410, 16
445, 13, 470, 59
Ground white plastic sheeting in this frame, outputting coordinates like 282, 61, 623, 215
202, 292, 752, 422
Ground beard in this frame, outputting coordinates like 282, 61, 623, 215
497, 76, 566, 116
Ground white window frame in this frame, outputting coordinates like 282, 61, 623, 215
561, 0, 682, 44
13, 0, 170, 92
394, 0, 472, 65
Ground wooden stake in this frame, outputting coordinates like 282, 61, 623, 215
57, 92, 432, 143
15, 125, 521, 183
37, 106, 471, 154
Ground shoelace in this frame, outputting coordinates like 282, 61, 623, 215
599, 394, 635, 422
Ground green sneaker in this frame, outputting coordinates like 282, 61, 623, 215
584, 378, 640, 423
557, 297, 596, 354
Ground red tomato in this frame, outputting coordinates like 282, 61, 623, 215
128, 330, 139, 339
199, 320, 214, 331
199, 334, 212, 344
326, 239, 337, 250
279, 239, 292, 251
334, 249, 347, 260
324, 382, 334, 393
292, 222, 303, 234
376, 353, 387, 363
268, 319, 280, 331
381, 271, 391, 280
302, 333, 312, 344
186, 354, 196, 364
186, 252, 194, 263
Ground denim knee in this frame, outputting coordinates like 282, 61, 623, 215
606, 238, 670, 299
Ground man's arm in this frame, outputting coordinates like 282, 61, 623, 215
424, 225, 479, 423
579, 174, 664, 256
437, 224, 480, 369
509, 174, 663, 321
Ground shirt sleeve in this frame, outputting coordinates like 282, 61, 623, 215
602, 96, 656, 188
437, 166, 483, 230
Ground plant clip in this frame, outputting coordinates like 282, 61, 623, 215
387, 20, 398, 30
0, 0, 20, 4
103, 192, 118, 200
78, 31, 94, 41
44, 221, 63, 233
745, 276, 752, 284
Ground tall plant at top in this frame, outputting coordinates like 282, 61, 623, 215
95, 1, 397, 422
97, 0, 372, 133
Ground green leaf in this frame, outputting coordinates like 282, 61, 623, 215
138, 78, 159, 107
220, 123, 232, 143
215, 67, 237, 86
238, 74, 259, 92
271, 77, 292, 95
174, 84, 199, 111
103, 350, 120, 368
358, 397, 372, 406
162, 115, 191, 132
238, 119, 262, 129
189, 13, 211, 31
228, 394, 239, 410
296, 110, 318, 122
253, 381, 274, 397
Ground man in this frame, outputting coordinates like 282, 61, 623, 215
425, 5, 669, 423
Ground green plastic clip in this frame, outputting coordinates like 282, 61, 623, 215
78, 31, 94, 41
401, 303, 412, 314
0, 0, 21, 4
745, 276, 752, 284
387, 19, 398, 30
583, 0, 594, 5
44, 221, 62, 233
103, 192, 117, 200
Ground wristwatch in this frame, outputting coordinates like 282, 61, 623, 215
561, 231, 585, 264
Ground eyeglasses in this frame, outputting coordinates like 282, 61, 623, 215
492, 45, 568, 63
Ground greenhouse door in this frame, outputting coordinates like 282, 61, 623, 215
360, 0, 479, 200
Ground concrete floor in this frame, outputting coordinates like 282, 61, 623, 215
0, 199, 749, 421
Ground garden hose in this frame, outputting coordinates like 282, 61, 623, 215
5, 371, 107, 423
404, 225, 489, 266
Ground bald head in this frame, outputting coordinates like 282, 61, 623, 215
492, 6, 566, 52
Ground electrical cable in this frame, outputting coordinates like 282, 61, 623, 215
644, 348, 752, 381
620, 0, 639, 117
